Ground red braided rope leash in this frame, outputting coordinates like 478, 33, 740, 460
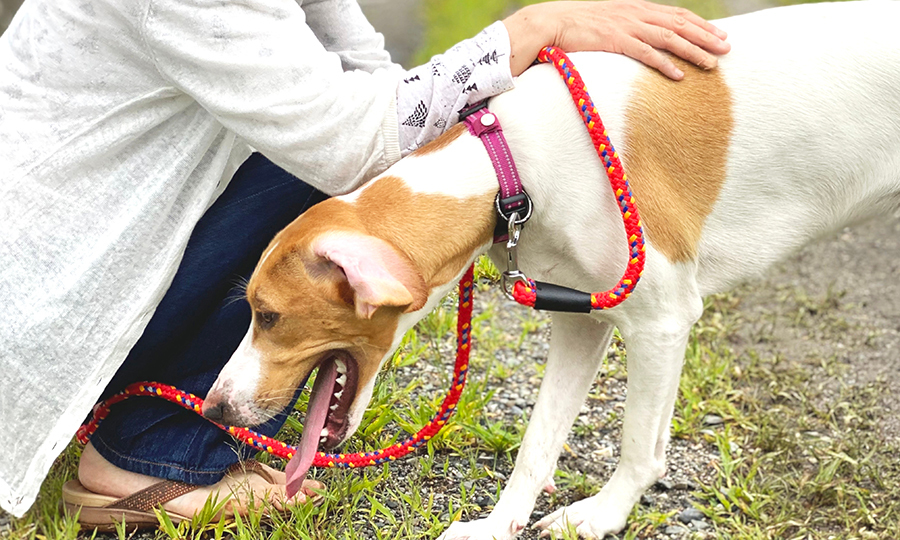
511, 47, 646, 311
77, 266, 475, 469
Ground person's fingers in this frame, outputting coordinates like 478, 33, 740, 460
617, 34, 684, 80
286, 490, 309, 505
635, 22, 718, 70
258, 461, 287, 483
266, 486, 295, 511
285, 479, 324, 504
641, 9, 731, 56
300, 486, 321, 500
507, 0, 730, 78
643, 1, 728, 40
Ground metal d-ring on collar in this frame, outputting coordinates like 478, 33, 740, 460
460, 100, 532, 300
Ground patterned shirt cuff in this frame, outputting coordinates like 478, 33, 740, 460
396, 20, 515, 155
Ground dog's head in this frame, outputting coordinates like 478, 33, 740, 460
202, 199, 431, 449
203, 125, 498, 476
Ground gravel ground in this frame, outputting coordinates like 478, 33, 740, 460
354, 280, 722, 540
728, 216, 900, 442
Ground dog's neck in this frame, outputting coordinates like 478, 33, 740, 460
336, 124, 500, 294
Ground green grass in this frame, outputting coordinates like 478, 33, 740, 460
682, 294, 900, 540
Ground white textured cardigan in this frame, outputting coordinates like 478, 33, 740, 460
0, 0, 512, 515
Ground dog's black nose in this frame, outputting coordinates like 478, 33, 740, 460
202, 400, 233, 423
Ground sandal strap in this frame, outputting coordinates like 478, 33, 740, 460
104, 459, 273, 512
107, 480, 198, 512
228, 459, 276, 484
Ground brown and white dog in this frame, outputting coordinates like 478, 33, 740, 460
203, 2, 900, 538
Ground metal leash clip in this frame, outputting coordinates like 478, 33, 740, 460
501, 211, 528, 300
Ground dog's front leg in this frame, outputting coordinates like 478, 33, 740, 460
439, 314, 614, 540
534, 310, 698, 539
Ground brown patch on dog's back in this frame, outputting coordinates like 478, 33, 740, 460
410, 124, 467, 157
622, 57, 733, 262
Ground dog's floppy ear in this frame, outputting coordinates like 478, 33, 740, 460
310, 233, 428, 319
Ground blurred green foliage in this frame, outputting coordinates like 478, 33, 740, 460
415, 0, 853, 66
414, 0, 537, 65
414, 0, 730, 65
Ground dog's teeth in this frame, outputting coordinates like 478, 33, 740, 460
321, 428, 329, 438
333, 390, 343, 400
335, 360, 347, 375
330, 403, 339, 411
319, 435, 327, 444
336, 374, 347, 387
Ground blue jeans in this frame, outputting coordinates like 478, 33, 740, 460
91, 154, 327, 485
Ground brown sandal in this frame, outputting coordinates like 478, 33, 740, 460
62, 459, 281, 531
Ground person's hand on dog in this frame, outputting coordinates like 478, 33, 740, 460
504, 0, 731, 79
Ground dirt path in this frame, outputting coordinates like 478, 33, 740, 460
730, 217, 900, 443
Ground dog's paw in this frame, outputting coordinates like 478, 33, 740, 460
533, 496, 629, 539
438, 517, 526, 540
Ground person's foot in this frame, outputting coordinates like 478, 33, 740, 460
77, 442, 323, 519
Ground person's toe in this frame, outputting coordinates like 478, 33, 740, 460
256, 461, 287, 484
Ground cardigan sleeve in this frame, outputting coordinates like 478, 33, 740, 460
143, 0, 402, 195
142, 0, 513, 193
300, 0, 398, 74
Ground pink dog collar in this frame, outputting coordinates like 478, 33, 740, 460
460, 101, 532, 243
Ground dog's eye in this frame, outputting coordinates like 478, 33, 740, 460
256, 311, 280, 330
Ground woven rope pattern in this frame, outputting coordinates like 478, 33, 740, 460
512, 47, 646, 310
77, 266, 475, 469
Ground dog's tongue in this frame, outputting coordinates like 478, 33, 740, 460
285, 359, 337, 499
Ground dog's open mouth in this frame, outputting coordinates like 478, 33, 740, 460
285, 351, 358, 494
315, 350, 358, 448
